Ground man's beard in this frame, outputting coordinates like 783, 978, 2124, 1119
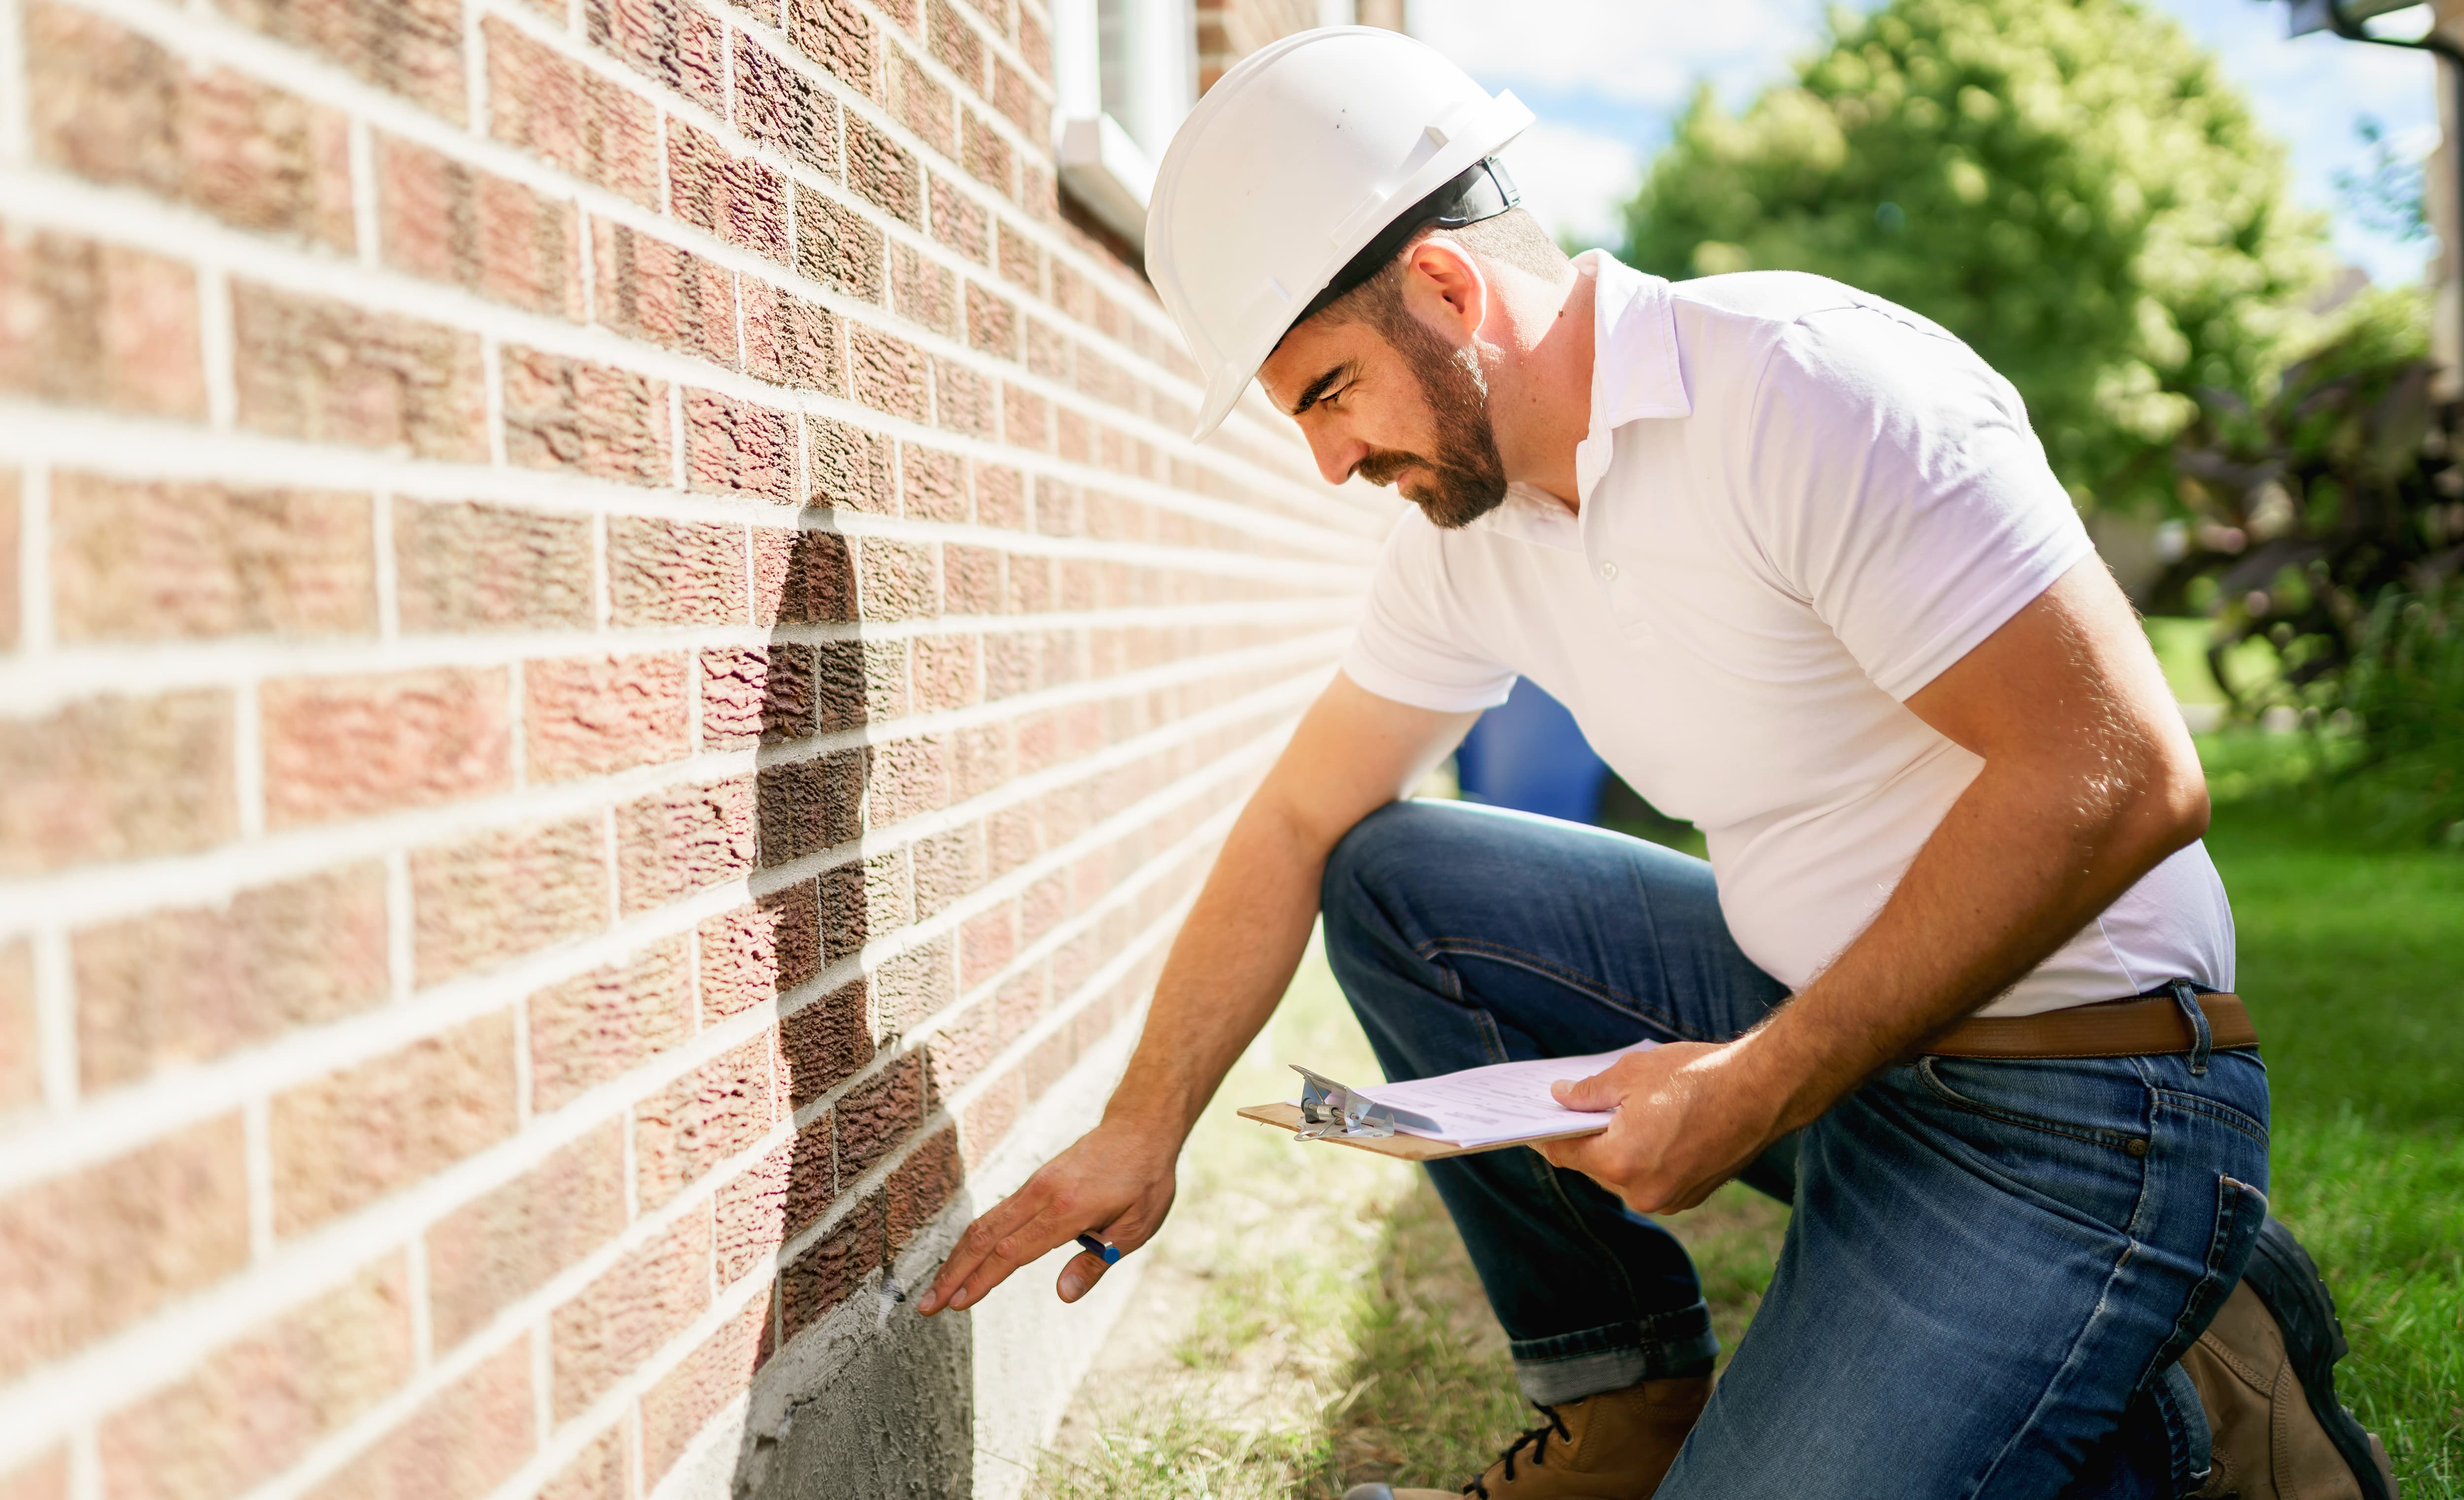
1353, 315, 1507, 529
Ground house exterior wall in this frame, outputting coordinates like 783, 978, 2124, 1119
0, 0, 1377, 1494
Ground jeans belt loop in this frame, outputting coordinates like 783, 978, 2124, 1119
2168, 979, 2212, 1076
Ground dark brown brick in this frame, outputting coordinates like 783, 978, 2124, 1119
835, 1051, 921, 1179
754, 527, 859, 626
699, 644, 816, 749
486, 18, 659, 209
698, 884, 820, 1018
885, 1125, 959, 1252
232, 284, 485, 460
781, 1194, 878, 1338
74, 864, 389, 1089
755, 750, 865, 865
781, 978, 873, 1106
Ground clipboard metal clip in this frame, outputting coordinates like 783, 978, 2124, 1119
1291, 1065, 1399, 1141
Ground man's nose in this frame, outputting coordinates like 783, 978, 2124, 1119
1306, 427, 1367, 488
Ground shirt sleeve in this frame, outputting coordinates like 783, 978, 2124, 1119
1738, 305, 2096, 700
1338, 511, 1519, 712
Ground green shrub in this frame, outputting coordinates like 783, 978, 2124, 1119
2332, 585, 2464, 847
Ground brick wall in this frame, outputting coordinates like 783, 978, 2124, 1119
0, 0, 1379, 1494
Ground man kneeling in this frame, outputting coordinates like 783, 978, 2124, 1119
923, 28, 2393, 1500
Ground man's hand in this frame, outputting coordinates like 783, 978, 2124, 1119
917, 1122, 1178, 1316
1535, 1041, 1788, 1215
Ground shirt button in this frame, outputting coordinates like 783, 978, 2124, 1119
1598, 561, 1619, 580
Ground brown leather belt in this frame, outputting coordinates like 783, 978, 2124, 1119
1914, 991, 2257, 1061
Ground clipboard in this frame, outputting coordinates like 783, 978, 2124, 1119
1238, 1064, 1608, 1162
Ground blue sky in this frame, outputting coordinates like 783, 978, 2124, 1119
1408, 0, 2442, 284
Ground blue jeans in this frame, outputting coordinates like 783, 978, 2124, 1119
1321, 801, 2271, 1500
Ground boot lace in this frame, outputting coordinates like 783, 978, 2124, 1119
1462, 1403, 1573, 1499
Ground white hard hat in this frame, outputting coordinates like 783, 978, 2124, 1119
1145, 28, 1534, 440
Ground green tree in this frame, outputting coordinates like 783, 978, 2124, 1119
1623, 0, 2330, 514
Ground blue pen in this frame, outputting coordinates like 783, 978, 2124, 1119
1073, 1232, 1123, 1263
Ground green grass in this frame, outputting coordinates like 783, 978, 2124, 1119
1038, 735, 2460, 1498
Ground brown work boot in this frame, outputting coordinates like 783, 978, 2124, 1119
1341, 1375, 1712, 1500
2182, 1218, 2400, 1500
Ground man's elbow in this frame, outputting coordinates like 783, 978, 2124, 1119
2116, 753, 2210, 870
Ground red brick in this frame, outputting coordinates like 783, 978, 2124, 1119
261, 667, 511, 828
73, 863, 388, 1090
588, 219, 738, 366
539, 1423, 630, 1500
0, 473, 14, 653
886, 46, 953, 158
927, 0, 983, 87
685, 390, 796, 504
698, 884, 820, 1018
930, 174, 990, 263
820, 849, 907, 962
995, 217, 1039, 293
965, 280, 1017, 359
755, 527, 859, 628
787, 0, 877, 98
486, 19, 658, 208
272, 1013, 517, 1235
900, 443, 966, 523
525, 653, 690, 783
550, 1211, 710, 1420
740, 279, 845, 393
0, 1450, 65, 1500
605, 516, 744, 628
30, 5, 353, 249
885, 1125, 960, 1252
308, 1337, 532, 1500
412, 815, 609, 985
0, 228, 204, 418
714, 1118, 834, 1282
50, 474, 372, 643
0, 691, 233, 876
890, 241, 958, 337
960, 110, 1011, 195
936, 357, 995, 439
754, 749, 865, 865
586, 0, 724, 111
395, 500, 593, 633
847, 322, 929, 420
910, 632, 981, 713
219, 0, 464, 122
780, 1193, 878, 1337
502, 344, 672, 484
616, 777, 756, 915
0, 1116, 249, 1382
636, 1034, 775, 1211
377, 134, 581, 319
0, 941, 33, 1118
845, 115, 921, 224
527, 934, 692, 1112
98, 1256, 413, 1500
990, 58, 1045, 142
641, 1295, 769, 1484
943, 543, 1000, 614
857, 536, 937, 621
806, 417, 896, 513
425, 1121, 625, 1352
794, 187, 886, 301
733, 33, 839, 178
1002, 381, 1049, 450
232, 283, 485, 460
872, 937, 952, 1035
669, 121, 787, 263
700, 644, 816, 749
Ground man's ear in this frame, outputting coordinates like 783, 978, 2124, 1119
1397, 237, 1487, 345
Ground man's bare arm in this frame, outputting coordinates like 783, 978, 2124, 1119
918, 674, 1474, 1314
1544, 559, 2209, 1210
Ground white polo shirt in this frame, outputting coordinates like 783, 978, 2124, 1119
1339, 251, 2234, 1017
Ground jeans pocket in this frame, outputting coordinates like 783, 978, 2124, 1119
1913, 1055, 2151, 1153
2150, 1172, 2269, 1375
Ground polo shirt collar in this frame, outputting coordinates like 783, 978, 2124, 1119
1574, 249, 1691, 503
